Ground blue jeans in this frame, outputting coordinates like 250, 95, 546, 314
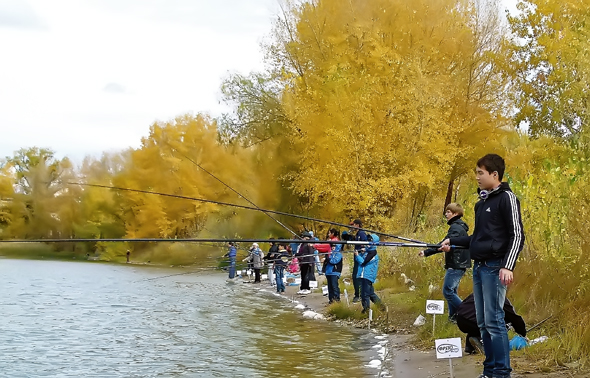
228, 257, 236, 279
360, 278, 380, 311
274, 266, 285, 292
473, 259, 511, 378
443, 268, 465, 319
326, 274, 340, 302
352, 261, 360, 298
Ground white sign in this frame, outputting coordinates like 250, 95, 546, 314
426, 300, 445, 315
261, 274, 268, 280
435, 338, 463, 359
322, 286, 329, 295
309, 280, 318, 288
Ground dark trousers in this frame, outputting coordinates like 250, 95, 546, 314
360, 278, 381, 311
326, 274, 340, 302
253, 268, 261, 283
300, 264, 311, 290
352, 261, 360, 298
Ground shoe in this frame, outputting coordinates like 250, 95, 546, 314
476, 375, 491, 378
352, 297, 360, 303
469, 337, 485, 355
303, 289, 311, 294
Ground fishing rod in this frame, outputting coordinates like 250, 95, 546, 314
526, 315, 553, 333
0, 237, 446, 249
167, 145, 299, 238
66, 182, 425, 244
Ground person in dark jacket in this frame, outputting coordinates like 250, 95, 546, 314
457, 294, 526, 355
296, 232, 316, 294
350, 219, 367, 303
420, 203, 471, 322
441, 154, 525, 378
274, 244, 289, 293
265, 240, 280, 287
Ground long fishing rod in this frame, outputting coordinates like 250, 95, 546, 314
168, 145, 299, 238
66, 182, 425, 244
0, 237, 445, 249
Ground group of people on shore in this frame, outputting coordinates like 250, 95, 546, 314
227, 153, 525, 378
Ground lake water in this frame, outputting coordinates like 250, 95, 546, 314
0, 258, 379, 377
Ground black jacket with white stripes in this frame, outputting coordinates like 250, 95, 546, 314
450, 182, 525, 271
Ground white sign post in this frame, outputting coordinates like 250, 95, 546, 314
368, 309, 373, 330
435, 337, 462, 378
344, 289, 349, 307
426, 300, 445, 335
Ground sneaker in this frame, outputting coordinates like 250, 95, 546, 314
303, 289, 311, 294
476, 375, 491, 378
469, 337, 485, 355
352, 297, 360, 303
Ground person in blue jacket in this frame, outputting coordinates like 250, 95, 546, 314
323, 229, 343, 303
354, 233, 382, 313
225, 242, 237, 279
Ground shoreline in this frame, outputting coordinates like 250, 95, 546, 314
240, 274, 585, 378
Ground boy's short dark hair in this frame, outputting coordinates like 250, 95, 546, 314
477, 154, 505, 180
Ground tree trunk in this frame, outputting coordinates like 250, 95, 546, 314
444, 179, 454, 210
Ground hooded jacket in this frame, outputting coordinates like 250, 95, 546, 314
451, 182, 525, 271
355, 234, 380, 283
424, 216, 471, 269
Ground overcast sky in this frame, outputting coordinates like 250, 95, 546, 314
1, 0, 517, 163
0, 0, 279, 161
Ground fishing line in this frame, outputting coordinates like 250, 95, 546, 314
167, 144, 299, 238
66, 182, 426, 244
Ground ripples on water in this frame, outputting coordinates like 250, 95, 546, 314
0, 259, 376, 377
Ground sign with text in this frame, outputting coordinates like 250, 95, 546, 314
309, 280, 318, 288
435, 337, 463, 359
426, 300, 445, 315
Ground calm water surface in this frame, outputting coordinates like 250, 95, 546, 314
0, 259, 378, 377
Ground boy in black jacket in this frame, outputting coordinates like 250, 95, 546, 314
441, 154, 524, 378
420, 203, 470, 323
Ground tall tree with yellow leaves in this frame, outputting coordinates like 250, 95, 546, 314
258, 0, 509, 230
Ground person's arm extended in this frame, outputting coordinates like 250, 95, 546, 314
360, 250, 377, 266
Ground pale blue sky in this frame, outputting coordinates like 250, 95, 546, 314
0, 0, 517, 162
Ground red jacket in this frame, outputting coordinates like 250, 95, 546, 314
314, 236, 339, 253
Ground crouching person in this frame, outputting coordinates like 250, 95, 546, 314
354, 233, 382, 313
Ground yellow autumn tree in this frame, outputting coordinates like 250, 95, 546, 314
258, 0, 509, 231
